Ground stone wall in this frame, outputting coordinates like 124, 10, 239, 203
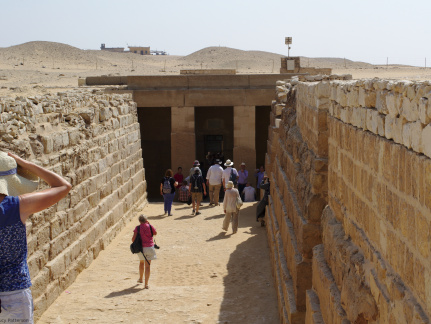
266, 79, 431, 323
0, 90, 147, 320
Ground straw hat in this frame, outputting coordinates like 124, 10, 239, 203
226, 181, 234, 189
224, 159, 234, 167
0, 152, 39, 196
193, 160, 200, 166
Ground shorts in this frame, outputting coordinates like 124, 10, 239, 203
191, 192, 203, 204
0, 288, 33, 323
137, 246, 157, 261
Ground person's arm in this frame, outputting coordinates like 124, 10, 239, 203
223, 194, 227, 213
172, 178, 178, 188
206, 168, 211, 186
132, 232, 137, 242
160, 183, 163, 196
202, 182, 206, 195
9, 153, 72, 223
151, 225, 157, 236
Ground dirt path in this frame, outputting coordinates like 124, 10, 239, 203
38, 201, 279, 324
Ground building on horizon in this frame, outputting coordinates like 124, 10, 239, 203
128, 46, 151, 55
100, 43, 125, 53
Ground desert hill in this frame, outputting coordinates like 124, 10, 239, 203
0, 41, 430, 97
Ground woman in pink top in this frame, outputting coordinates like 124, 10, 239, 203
132, 215, 157, 288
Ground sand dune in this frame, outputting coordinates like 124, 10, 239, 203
0, 41, 430, 97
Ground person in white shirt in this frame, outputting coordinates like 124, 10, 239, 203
206, 159, 223, 206
222, 181, 240, 234
241, 183, 256, 202
222, 159, 239, 191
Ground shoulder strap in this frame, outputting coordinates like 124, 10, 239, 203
149, 224, 154, 237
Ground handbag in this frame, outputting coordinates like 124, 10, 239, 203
236, 195, 243, 210
130, 226, 143, 254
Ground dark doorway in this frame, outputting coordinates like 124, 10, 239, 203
205, 135, 224, 154
255, 106, 271, 170
137, 107, 171, 200
195, 107, 233, 174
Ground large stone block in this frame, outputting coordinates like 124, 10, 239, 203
422, 124, 431, 158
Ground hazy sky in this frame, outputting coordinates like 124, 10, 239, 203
1, 0, 430, 66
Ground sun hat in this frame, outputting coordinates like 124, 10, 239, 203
224, 159, 233, 167
193, 160, 200, 166
194, 167, 200, 172
0, 152, 39, 196
226, 181, 234, 189
241, 162, 246, 166
215, 159, 221, 164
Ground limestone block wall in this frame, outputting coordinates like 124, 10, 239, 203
321, 80, 431, 323
265, 79, 431, 323
265, 80, 329, 323
0, 90, 147, 319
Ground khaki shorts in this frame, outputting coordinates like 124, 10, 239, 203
191, 192, 203, 204
137, 247, 157, 261
0, 288, 33, 323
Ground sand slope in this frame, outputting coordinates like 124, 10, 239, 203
0, 41, 430, 97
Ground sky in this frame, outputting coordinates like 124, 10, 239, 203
1, 0, 430, 66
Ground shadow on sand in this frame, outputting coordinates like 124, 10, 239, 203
217, 203, 279, 323
104, 284, 143, 298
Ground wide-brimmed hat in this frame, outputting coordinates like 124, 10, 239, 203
193, 160, 200, 166
226, 181, 234, 189
194, 167, 200, 172
241, 162, 246, 166
215, 159, 221, 164
224, 159, 233, 167
0, 152, 39, 196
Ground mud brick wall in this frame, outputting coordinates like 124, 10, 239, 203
0, 90, 147, 319
265, 79, 431, 323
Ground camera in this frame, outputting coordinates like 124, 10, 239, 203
154, 244, 160, 249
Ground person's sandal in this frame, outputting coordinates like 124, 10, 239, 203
144, 285, 149, 289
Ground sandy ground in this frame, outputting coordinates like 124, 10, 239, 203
38, 201, 279, 324
1, 41, 430, 99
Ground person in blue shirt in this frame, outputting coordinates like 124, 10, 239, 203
255, 165, 265, 200
0, 152, 72, 323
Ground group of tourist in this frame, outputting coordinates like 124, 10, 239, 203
0, 151, 271, 322
160, 158, 266, 215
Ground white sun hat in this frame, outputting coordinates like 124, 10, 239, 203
224, 159, 234, 167
226, 181, 234, 189
0, 152, 39, 196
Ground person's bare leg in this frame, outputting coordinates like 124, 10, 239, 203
195, 194, 202, 213
138, 260, 145, 283
144, 260, 151, 288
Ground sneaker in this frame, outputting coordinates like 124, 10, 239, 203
195, 211, 201, 215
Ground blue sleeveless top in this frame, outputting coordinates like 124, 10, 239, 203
0, 196, 31, 292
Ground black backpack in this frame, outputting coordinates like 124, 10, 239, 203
130, 226, 143, 254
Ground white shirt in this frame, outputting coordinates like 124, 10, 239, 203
223, 188, 239, 213
206, 164, 223, 185
222, 167, 238, 187
242, 186, 256, 202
